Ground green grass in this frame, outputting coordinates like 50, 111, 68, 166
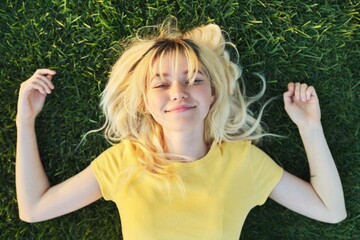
0, 0, 359, 239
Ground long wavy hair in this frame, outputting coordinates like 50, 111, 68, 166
99, 18, 268, 180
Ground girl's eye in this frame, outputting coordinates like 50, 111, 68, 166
154, 83, 168, 89
185, 79, 203, 85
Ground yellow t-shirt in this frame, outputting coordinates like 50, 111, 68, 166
91, 140, 283, 240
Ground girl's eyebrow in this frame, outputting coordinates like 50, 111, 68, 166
154, 70, 204, 78
184, 70, 204, 76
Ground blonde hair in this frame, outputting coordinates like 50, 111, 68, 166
100, 18, 268, 180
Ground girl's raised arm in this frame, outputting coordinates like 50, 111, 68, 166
16, 69, 102, 223
269, 82, 346, 223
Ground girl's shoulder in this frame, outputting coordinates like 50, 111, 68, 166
220, 140, 274, 163
92, 139, 138, 165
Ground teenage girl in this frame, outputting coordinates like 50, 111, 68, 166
16, 20, 346, 239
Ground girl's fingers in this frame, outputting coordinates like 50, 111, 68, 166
33, 77, 52, 94
35, 68, 56, 76
29, 81, 47, 95
292, 82, 316, 102
294, 82, 301, 101
283, 82, 295, 107
35, 75, 55, 91
20, 69, 56, 96
300, 83, 308, 102
287, 82, 295, 93
29, 69, 56, 94
307, 86, 317, 100
34, 69, 56, 85
285, 82, 317, 104
284, 82, 295, 99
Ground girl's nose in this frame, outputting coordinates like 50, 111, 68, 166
170, 81, 188, 101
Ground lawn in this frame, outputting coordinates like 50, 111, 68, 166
0, 0, 359, 239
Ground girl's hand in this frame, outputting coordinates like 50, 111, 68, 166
17, 69, 56, 124
283, 82, 321, 128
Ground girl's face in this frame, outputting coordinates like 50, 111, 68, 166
146, 53, 214, 134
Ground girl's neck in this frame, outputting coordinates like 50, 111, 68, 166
163, 130, 209, 160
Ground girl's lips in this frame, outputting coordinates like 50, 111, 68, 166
165, 105, 195, 113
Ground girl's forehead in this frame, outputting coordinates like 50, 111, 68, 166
152, 53, 187, 68
150, 52, 203, 77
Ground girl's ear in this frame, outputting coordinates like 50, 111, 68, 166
183, 24, 225, 55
